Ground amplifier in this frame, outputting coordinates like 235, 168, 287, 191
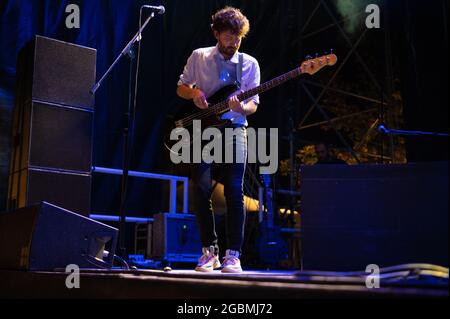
151, 213, 202, 263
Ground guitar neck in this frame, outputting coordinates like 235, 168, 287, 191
239, 68, 301, 101
208, 53, 338, 115
212, 67, 302, 114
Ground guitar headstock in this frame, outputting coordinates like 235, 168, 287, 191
300, 53, 338, 75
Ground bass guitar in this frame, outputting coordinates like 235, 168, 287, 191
165, 53, 337, 151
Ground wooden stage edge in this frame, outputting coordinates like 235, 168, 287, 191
0, 268, 447, 299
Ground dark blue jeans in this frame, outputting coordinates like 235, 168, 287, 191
191, 126, 247, 255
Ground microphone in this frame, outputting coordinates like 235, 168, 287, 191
142, 5, 165, 14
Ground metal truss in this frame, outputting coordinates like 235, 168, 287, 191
295, 0, 400, 163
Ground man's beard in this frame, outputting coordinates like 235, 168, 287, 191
218, 43, 238, 58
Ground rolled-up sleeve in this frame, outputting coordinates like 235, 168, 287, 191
177, 50, 197, 87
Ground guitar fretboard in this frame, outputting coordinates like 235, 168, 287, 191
211, 67, 302, 114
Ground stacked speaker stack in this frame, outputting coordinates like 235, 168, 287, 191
0, 36, 119, 271
7, 35, 96, 216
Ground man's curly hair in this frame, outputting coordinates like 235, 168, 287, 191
211, 6, 250, 38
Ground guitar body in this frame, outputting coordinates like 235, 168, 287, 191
164, 84, 238, 152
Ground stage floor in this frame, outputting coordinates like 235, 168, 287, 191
1, 267, 448, 299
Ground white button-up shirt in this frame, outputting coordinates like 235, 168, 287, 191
177, 45, 260, 126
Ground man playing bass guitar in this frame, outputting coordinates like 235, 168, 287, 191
176, 6, 260, 273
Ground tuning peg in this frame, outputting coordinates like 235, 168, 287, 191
305, 55, 312, 60
315, 53, 319, 58
330, 48, 334, 54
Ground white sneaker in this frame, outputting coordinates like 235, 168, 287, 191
221, 249, 243, 273
195, 246, 221, 272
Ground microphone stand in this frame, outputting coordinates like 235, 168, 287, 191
91, 11, 156, 261
378, 125, 449, 137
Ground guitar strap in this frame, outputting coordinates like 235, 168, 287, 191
236, 53, 243, 89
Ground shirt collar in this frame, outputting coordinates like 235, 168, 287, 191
213, 44, 240, 64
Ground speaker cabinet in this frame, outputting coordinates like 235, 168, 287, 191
299, 162, 449, 271
18, 35, 96, 109
8, 36, 96, 216
9, 168, 91, 217
0, 202, 118, 270
10, 101, 93, 172
151, 213, 202, 263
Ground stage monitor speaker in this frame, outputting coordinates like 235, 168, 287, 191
0, 202, 118, 271
299, 162, 449, 271
17, 35, 96, 109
